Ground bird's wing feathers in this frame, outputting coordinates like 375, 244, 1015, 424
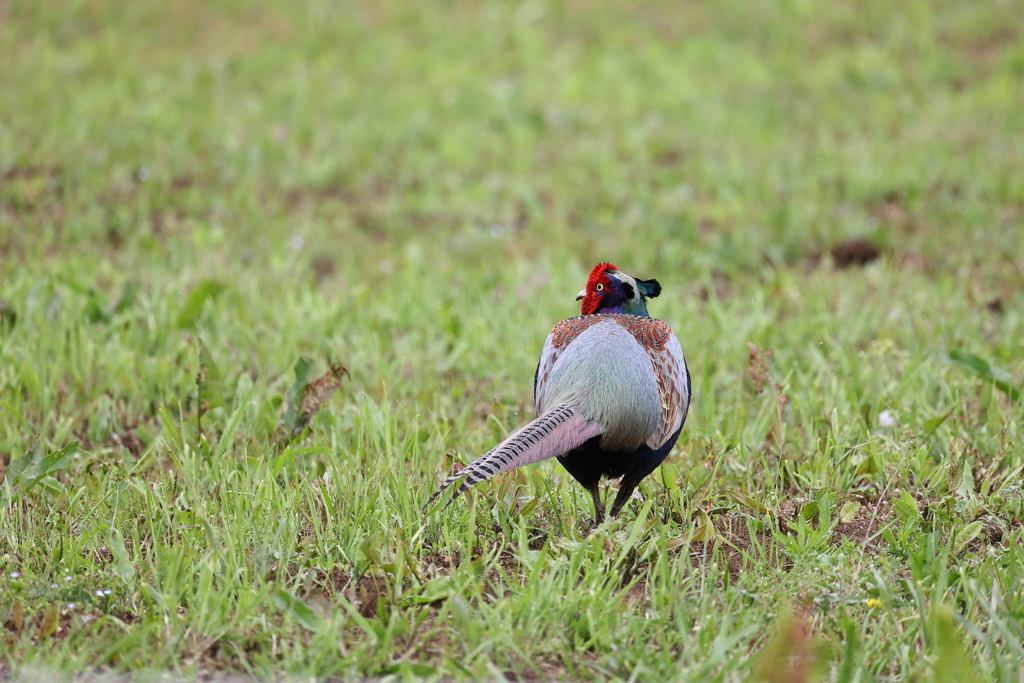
602, 316, 690, 450
536, 314, 688, 450
644, 330, 690, 449
427, 404, 603, 508
534, 315, 610, 411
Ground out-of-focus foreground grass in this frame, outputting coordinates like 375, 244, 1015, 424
1, 0, 1023, 680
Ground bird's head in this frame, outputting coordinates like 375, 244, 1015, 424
577, 263, 661, 316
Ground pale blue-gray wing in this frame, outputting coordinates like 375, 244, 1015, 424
534, 332, 557, 412
538, 319, 661, 452
534, 315, 614, 414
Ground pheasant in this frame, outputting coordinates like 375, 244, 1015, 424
428, 263, 691, 523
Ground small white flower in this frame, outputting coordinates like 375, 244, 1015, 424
51, 583, 59, 588
103, 589, 112, 595
290, 235, 305, 251
68, 603, 76, 609
878, 410, 896, 428
95, 590, 105, 596
9, 572, 20, 578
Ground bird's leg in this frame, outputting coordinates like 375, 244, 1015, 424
609, 480, 639, 519
588, 480, 605, 525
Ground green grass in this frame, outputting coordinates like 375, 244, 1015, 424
2, 0, 1024, 680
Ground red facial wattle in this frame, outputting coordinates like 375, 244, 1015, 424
580, 263, 617, 315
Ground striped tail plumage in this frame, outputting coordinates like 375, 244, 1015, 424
426, 404, 602, 510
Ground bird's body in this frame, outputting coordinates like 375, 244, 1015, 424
429, 263, 691, 523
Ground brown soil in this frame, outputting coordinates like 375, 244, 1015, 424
830, 238, 881, 269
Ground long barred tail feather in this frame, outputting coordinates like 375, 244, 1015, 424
424, 404, 602, 512
423, 445, 497, 509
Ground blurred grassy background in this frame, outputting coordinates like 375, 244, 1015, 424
5, 0, 1023, 268
2, 0, 1024, 679
3, 0, 1022, 419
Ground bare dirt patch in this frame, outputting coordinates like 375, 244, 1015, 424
833, 504, 892, 550
830, 238, 881, 269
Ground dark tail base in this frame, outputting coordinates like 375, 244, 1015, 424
557, 425, 683, 523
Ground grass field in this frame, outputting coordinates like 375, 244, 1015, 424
2, 0, 1024, 680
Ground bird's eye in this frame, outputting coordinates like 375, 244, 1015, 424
595, 283, 604, 292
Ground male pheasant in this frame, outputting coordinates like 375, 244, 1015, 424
428, 263, 691, 523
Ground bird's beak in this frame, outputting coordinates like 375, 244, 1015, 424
576, 288, 586, 301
